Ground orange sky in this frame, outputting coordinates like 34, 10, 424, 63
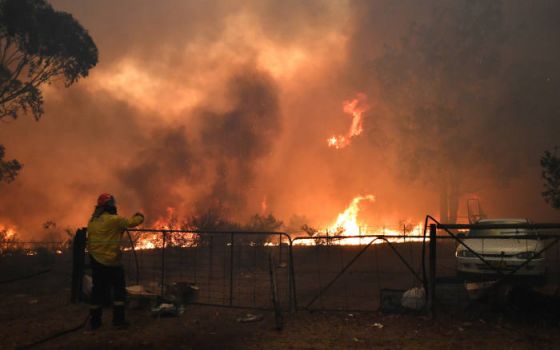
1, 1, 560, 238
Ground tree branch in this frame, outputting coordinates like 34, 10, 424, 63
0, 37, 12, 66
0, 54, 59, 106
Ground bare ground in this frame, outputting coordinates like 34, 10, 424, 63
2, 287, 560, 350
3, 242, 560, 350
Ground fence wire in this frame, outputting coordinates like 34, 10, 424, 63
290, 233, 423, 312
426, 219, 560, 315
123, 230, 292, 311
0, 241, 72, 325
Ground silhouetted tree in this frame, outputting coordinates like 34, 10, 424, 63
541, 149, 560, 209
372, 0, 504, 222
0, 144, 20, 183
246, 214, 283, 232
0, 0, 97, 120
0, 0, 97, 181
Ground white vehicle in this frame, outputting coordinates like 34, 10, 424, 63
455, 218, 546, 282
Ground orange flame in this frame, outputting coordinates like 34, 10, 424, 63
131, 207, 198, 250
261, 196, 268, 214
130, 198, 425, 249
327, 93, 369, 149
327, 195, 375, 235
153, 207, 178, 230
291, 195, 425, 246
0, 224, 17, 240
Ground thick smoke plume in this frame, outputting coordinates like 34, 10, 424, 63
2, 0, 560, 238
119, 68, 279, 222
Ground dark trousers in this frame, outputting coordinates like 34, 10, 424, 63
90, 256, 126, 306
89, 256, 127, 326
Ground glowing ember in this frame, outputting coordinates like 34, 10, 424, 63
327, 93, 369, 149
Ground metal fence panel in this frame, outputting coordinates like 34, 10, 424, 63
291, 234, 423, 312
123, 230, 292, 311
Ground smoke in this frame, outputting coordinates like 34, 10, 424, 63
117, 126, 195, 220
2, 0, 560, 238
118, 67, 280, 221
196, 68, 280, 214
340, 0, 560, 220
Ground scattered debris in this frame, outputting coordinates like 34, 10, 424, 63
380, 289, 405, 313
236, 313, 263, 323
166, 282, 199, 304
464, 281, 497, 300
127, 284, 158, 309
352, 337, 360, 342
127, 284, 157, 297
28, 299, 38, 304
151, 303, 184, 317
401, 287, 426, 310
370, 322, 384, 329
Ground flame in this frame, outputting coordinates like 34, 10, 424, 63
327, 93, 369, 149
328, 195, 375, 236
131, 207, 199, 250
0, 224, 18, 241
153, 207, 178, 230
130, 198, 426, 250
261, 196, 268, 214
290, 195, 425, 246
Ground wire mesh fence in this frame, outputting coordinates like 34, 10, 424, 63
425, 219, 560, 315
122, 230, 292, 311
0, 241, 73, 324
290, 232, 424, 312
8, 220, 560, 321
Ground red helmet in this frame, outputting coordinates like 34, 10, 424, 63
97, 193, 115, 206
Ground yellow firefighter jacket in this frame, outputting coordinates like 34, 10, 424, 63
87, 212, 144, 266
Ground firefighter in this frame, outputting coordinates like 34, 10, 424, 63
87, 193, 144, 329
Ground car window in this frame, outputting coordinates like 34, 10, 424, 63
468, 228, 529, 237
469, 222, 530, 237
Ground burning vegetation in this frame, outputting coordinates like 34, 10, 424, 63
123, 193, 423, 250
1, 0, 560, 252
5, 3, 560, 349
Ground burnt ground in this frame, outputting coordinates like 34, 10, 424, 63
2, 289, 560, 350
2, 241, 560, 349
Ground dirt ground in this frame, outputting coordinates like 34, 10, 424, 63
3, 242, 560, 350
2, 286, 560, 350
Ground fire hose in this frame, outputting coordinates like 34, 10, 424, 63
16, 315, 90, 350
0, 269, 51, 284
16, 231, 139, 349
126, 229, 141, 284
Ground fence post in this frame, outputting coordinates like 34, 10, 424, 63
278, 233, 283, 266
229, 232, 234, 306
289, 240, 297, 312
428, 224, 437, 317
161, 231, 166, 298
71, 228, 87, 303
